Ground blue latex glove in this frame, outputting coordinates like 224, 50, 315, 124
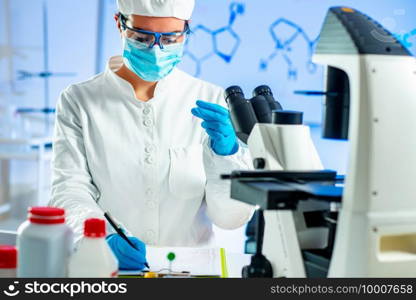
191, 100, 239, 156
106, 234, 147, 270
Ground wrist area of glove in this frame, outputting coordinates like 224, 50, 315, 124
211, 139, 239, 156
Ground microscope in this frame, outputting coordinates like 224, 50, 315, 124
223, 7, 416, 277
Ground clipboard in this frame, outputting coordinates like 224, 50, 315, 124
118, 247, 229, 278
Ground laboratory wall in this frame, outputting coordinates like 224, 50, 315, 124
1, 0, 416, 251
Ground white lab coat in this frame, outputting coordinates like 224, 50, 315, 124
50, 56, 254, 246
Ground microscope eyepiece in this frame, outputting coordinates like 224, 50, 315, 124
224, 85, 299, 144
251, 95, 273, 123
225, 86, 245, 103
253, 85, 273, 97
224, 85, 258, 144
253, 85, 283, 112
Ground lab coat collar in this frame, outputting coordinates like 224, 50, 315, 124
104, 55, 176, 107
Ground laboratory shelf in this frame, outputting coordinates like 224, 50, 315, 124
0, 136, 52, 160
0, 150, 52, 161
0, 137, 52, 145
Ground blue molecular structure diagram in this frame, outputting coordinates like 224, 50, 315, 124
183, 2, 245, 77
260, 18, 319, 80
396, 28, 416, 49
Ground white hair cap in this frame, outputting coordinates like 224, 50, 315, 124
117, 0, 195, 20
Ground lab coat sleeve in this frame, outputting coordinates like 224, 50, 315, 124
203, 138, 255, 229
202, 114, 255, 230
49, 88, 104, 244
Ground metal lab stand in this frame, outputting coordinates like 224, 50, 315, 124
0, 137, 52, 217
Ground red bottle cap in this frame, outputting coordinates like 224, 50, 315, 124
0, 246, 17, 269
84, 218, 106, 238
28, 207, 65, 224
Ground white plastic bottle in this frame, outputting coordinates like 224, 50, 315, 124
17, 207, 74, 277
0, 246, 17, 277
68, 218, 118, 278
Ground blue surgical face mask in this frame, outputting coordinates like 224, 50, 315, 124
122, 38, 185, 82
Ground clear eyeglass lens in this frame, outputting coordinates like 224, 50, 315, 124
126, 30, 155, 46
160, 35, 184, 46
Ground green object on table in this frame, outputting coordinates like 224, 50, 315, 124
167, 252, 176, 261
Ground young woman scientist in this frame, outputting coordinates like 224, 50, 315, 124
50, 0, 254, 270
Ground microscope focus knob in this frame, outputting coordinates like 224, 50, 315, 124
253, 158, 266, 169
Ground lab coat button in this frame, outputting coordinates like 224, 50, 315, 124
143, 108, 151, 115
146, 189, 153, 196
145, 157, 154, 164
146, 200, 156, 209
145, 146, 154, 153
143, 119, 153, 127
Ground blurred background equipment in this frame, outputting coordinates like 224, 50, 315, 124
0, 0, 415, 254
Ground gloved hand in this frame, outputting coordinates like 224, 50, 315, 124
191, 100, 239, 156
106, 234, 147, 270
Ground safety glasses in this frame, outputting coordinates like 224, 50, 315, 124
119, 14, 190, 50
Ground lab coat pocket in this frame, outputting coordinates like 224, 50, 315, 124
169, 145, 207, 200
